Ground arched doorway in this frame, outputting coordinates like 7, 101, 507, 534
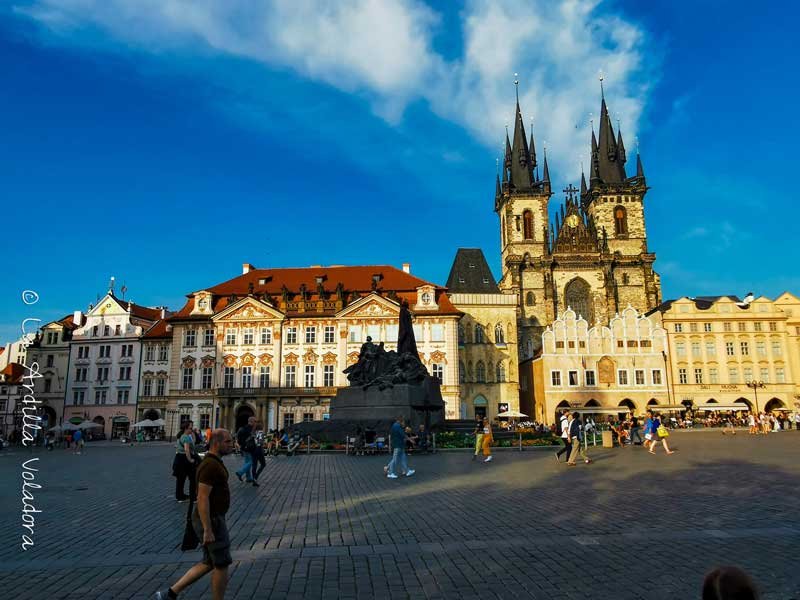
619, 399, 636, 412
41, 405, 56, 429
473, 395, 487, 420
564, 278, 593, 324
585, 399, 600, 407
764, 398, 785, 413
235, 404, 255, 430
92, 416, 106, 440
555, 400, 570, 423
734, 397, 752, 411
92, 415, 105, 426
143, 409, 160, 421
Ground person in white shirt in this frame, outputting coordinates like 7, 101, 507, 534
555, 410, 571, 463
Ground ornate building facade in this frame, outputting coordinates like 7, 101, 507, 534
495, 90, 662, 359
446, 249, 520, 420
164, 264, 462, 432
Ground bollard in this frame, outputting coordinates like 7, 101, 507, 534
307, 435, 311, 455
345, 437, 349, 455
519, 433, 523, 452
432, 432, 436, 453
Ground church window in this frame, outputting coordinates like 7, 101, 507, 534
458, 325, 465, 345
614, 205, 628, 235
622, 273, 629, 285
523, 210, 533, 240
525, 339, 533, 357
495, 324, 505, 344
525, 292, 535, 306
459, 361, 465, 383
476, 361, 486, 383
467, 361, 473, 380
496, 363, 506, 382
564, 278, 593, 324
475, 325, 484, 344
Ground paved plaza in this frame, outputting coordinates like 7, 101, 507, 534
1, 431, 798, 599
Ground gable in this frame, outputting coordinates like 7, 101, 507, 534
213, 297, 284, 322
336, 293, 400, 319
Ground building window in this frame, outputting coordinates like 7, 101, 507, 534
474, 325, 484, 344
459, 361, 465, 383
95, 390, 107, 405
694, 368, 703, 384
242, 366, 253, 388
43, 379, 52, 393
223, 367, 235, 388
225, 329, 237, 345
522, 210, 534, 239
651, 369, 662, 385
495, 363, 505, 383
200, 414, 210, 429
348, 325, 362, 343
123, 344, 134, 357
145, 346, 155, 361
303, 412, 315, 423
305, 327, 317, 344
73, 390, 85, 405
202, 367, 213, 389
614, 205, 627, 234
182, 368, 194, 389
117, 390, 130, 404
323, 365, 335, 387
385, 324, 398, 342
104, 325, 110, 336
676, 342, 686, 357
756, 341, 766, 356
184, 330, 196, 347
156, 379, 165, 396
674, 323, 683, 333
119, 366, 131, 380
204, 329, 215, 347
776, 367, 785, 383
97, 367, 109, 382
705, 341, 716, 356
689, 323, 698, 332
723, 322, 732, 332
259, 366, 270, 388
771, 341, 782, 356
243, 328, 254, 345
525, 292, 535, 306
286, 327, 298, 344
754, 322, 762, 332
431, 363, 444, 382
75, 368, 86, 382
691, 341, 701, 356
738, 322, 747, 332
743, 367, 753, 382
285, 365, 296, 388
709, 368, 719, 384
78, 346, 89, 359
143, 379, 152, 396
565, 370, 577, 386
476, 362, 486, 383
769, 322, 777, 332
431, 324, 445, 342
678, 368, 687, 385
704, 323, 712, 332
494, 324, 505, 344
283, 413, 295, 428
413, 323, 423, 343
260, 327, 272, 345
92, 325, 98, 337
584, 370, 596, 386
304, 365, 315, 388
366, 324, 381, 342
740, 341, 749, 356
551, 371, 561, 386
158, 345, 168, 361
46, 354, 54, 368
726, 342, 735, 356
618, 370, 629, 385
729, 367, 739, 383
324, 326, 335, 344
760, 367, 769, 382
635, 370, 645, 385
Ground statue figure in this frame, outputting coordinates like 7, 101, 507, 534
397, 300, 418, 357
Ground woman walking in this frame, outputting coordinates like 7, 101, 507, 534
481, 417, 493, 463
250, 422, 266, 486
650, 413, 675, 455
472, 415, 484, 461
173, 421, 197, 502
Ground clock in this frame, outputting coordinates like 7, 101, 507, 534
421, 292, 432, 305
198, 297, 208, 310
565, 214, 580, 228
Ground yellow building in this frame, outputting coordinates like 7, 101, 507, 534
648, 295, 797, 414
773, 292, 800, 413
446, 249, 520, 420
523, 306, 669, 424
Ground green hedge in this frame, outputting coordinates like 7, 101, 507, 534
434, 431, 558, 449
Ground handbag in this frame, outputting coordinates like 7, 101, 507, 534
180, 500, 200, 551
657, 425, 669, 438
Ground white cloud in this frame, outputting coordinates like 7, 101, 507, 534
16, 0, 653, 181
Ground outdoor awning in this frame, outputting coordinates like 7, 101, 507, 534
646, 405, 687, 411
112, 416, 130, 422
695, 404, 751, 411
568, 408, 631, 414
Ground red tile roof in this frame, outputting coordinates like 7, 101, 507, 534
143, 319, 173, 339
1, 362, 26, 384
107, 294, 165, 322
171, 265, 461, 319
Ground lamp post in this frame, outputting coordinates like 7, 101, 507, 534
746, 380, 766, 413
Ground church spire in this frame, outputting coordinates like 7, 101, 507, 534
509, 74, 534, 190
580, 170, 587, 195
528, 121, 537, 170
636, 151, 645, 179
594, 78, 626, 184
617, 127, 627, 166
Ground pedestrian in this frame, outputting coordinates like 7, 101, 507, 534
722, 413, 736, 435
155, 429, 235, 600
250, 422, 266, 486
748, 412, 757, 435
472, 415, 484, 461
234, 417, 256, 484
566, 413, 591, 466
629, 413, 643, 445
72, 428, 83, 455
386, 416, 415, 478
173, 421, 198, 502
795, 411, 800, 431
480, 417, 494, 463
651, 413, 675, 455
555, 409, 571, 462
701, 565, 760, 600
643, 410, 656, 452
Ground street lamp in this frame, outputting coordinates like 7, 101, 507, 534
746, 380, 766, 413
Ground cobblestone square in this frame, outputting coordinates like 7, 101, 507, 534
1, 431, 798, 599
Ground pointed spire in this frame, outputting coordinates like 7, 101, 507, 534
542, 152, 550, 183
636, 152, 645, 179
580, 170, 588, 195
594, 81, 626, 184
617, 127, 627, 166
528, 120, 537, 170
495, 171, 501, 197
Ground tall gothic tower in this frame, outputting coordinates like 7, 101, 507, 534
496, 86, 662, 360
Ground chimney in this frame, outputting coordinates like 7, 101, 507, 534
160, 307, 166, 319
402, 263, 411, 274
242, 263, 255, 274
73, 310, 83, 325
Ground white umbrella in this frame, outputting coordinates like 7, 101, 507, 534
55, 422, 80, 431
497, 410, 529, 418
132, 419, 156, 428
78, 421, 103, 429
150, 418, 165, 427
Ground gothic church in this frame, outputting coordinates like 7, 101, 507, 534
495, 89, 662, 358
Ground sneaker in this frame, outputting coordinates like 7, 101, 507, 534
585, 459, 592, 464
252, 481, 260, 487
554, 452, 560, 463
383, 465, 389, 474
405, 469, 415, 477
176, 498, 188, 503
387, 473, 399, 479
484, 456, 493, 462
154, 591, 168, 599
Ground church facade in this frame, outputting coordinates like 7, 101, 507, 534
495, 90, 662, 360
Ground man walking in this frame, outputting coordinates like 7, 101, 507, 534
234, 416, 256, 484
472, 415, 484, 461
555, 410, 570, 462
72, 428, 83, 455
386, 416, 414, 479
155, 429, 235, 600
566, 413, 592, 466
629, 413, 643, 445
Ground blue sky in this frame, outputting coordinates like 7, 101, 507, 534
1, 0, 798, 346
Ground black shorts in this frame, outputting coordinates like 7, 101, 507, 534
192, 514, 232, 568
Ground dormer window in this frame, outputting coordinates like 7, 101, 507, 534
103, 325, 110, 336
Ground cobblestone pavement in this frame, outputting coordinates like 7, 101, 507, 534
1, 431, 798, 599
